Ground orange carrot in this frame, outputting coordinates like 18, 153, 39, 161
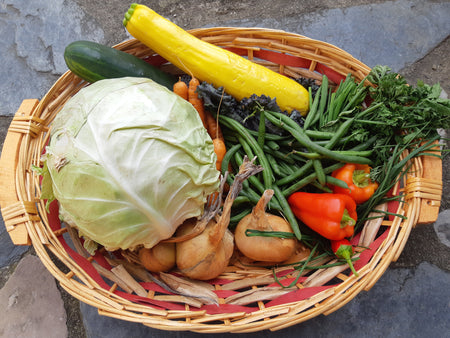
188, 77, 207, 128
213, 138, 227, 171
205, 111, 224, 140
173, 77, 188, 100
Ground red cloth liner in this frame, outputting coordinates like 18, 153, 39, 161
354, 228, 390, 271
92, 251, 113, 270
58, 236, 113, 291
387, 199, 400, 222
141, 282, 174, 294
47, 200, 62, 232
143, 54, 170, 67
267, 276, 307, 287
114, 290, 187, 311
214, 290, 239, 299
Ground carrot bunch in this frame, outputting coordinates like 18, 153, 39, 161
173, 77, 226, 171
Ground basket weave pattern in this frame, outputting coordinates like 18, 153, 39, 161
0, 28, 443, 333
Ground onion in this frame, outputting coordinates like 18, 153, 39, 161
235, 189, 296, 263
138, 242, 176, 272
175, 218, 234, 280
176, 156, 263, 280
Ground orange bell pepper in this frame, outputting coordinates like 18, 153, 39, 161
288, 192, 357, 240
331, 163, 379, 204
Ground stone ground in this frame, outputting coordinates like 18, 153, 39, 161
0, 0, 449, 337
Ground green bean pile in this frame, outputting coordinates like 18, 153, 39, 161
217, 74, 379, 240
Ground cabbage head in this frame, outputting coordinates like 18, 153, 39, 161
41, 77, 220, 251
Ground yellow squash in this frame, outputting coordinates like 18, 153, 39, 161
123, 4, 309, 114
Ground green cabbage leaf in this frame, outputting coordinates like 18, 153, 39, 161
41, 77, 220, 251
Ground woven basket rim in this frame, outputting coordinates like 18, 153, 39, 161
0, 27, 443, 333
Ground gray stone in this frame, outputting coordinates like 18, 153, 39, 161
0, 254, 67, 338
220, 0, 450, 72
0, 0, 105, 117
434, 210, 450, 248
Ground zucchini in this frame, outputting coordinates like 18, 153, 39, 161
64, 40, 176, 89
123, 4, 309, 114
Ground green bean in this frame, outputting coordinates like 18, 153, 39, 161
232, 195, 251, 206
325, 175, 350, 191
312, 159, 326, 185
240, 187, 282, 211
282, 163, 344, 197
311, 180, 333, 193
349, 135, 377, 151
230, 208, 252, 224
221, 143, 242, 175
326, 91, 336, 123
266, 153, 283, 177
237, 135, 255, 160
284, 134, 355, 148
257, 110, 266, 149
262, 145, 296, 164
277, 160, 314, 186
310, 75, 329, 129
342, 76, 369, 112
272, 185, 302, 241
223, 134, 239, 144
330, 75, 356, 120
324, 117, 355, 149
247, 129, 289, 141
293, 149, 373, 160
305, 130, 336, 139
266, 140, 280, 151
304, 86, 320, 130
220, 115, 274, 188
279, 161, 296, 175
265, 111, 372, 165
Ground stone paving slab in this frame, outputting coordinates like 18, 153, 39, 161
220, 0, 450, 72
0, 0, 104, 117
0, 0, 449, 337
0, 255, 67, 338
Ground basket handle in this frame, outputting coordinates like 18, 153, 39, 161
0, 99, 39, 245
411, 141, 443, 225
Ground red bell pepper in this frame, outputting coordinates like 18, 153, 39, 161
331, 163, 379, 204
331, 239, 359, 277
287, 192, 357, 240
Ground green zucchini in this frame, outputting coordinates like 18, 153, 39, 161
64, 40, 176, 89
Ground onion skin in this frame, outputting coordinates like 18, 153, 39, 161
139, 242, 176, 272
176, 220, 234, 280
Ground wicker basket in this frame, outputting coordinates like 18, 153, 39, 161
0, 28, 443, 333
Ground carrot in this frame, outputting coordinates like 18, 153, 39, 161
188, 77, 207, 128
186, 77, 226, 171
173, 77, 188, 100
213, 138, 227, 171
205, 111, 224, 140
